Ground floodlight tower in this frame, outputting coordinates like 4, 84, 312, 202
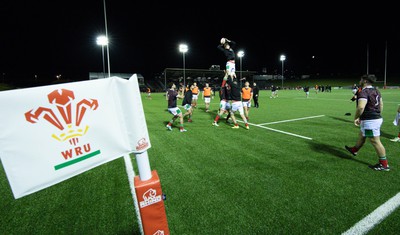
280, 54, 286, 89
179, 44, 188, 87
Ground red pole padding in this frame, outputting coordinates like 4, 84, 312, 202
134, 170, 170, 235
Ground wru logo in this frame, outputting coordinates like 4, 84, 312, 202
24, 88, 99, 146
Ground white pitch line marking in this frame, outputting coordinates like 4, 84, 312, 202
255, 124, 312, 140
236, 121, 313, 140
342, 192, 400, 235
259, 115, 325, 125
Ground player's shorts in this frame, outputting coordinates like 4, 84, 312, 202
226, 61, 236, 76
219, 100, 227, 110
242, 100, 251, 108
204, 97, 211, 103
231, 101, 244, 115
192, 94, 198, 100
168, 107, 182, 116
220, 100, 231, 111
225, 102, 231, 111
360, 118, 383, 137
183, 104, 191, 111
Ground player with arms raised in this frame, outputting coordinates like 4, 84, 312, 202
218, 37, 237, 87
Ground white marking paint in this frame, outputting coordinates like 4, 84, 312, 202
259, 115, 325, 125
342, 192, 400, 235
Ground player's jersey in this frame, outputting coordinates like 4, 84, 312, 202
203, 87, 212, 97
219, 85, 231, 101
182, 90, 193, 106
167, 89, 178, 108
217, 40, 236, 61
191, 86, 199, 95
357, 86, 382, 120
241, 87, 252, 101
227, 79, 241, 101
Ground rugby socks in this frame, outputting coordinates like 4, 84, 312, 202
350, 146, 359, 153
214, 115, 220, 122
379, 156, 389, 168
221, 74, 228, 87
221, 80, 226, 87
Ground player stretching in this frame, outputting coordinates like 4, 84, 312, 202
182, 85, 194, 122
165, 83, 187, 132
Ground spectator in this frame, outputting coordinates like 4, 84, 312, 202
253, 82, 259, 108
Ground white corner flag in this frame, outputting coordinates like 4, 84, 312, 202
0, 75, 151, 199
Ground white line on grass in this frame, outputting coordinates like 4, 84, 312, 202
123, 155, 144, 235
258, 115, 325, 125
342, 192, 400, 235
236, 121, 313, 140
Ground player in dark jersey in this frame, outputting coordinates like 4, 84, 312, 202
218, 37, 237, 88
165, 83, 187, 132
270, 85, 278, 98
350, 84, 362, 102
182, 85, 194, 122
225, 75, 249, 129
212, 82, 232, 126
345, 74, 389, 171
303, 86, 310, 98
252, 82, 259, 108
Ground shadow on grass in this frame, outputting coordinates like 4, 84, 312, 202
308, 141, 370, 166
327, 115, 353, 124
380, 130, 394, 140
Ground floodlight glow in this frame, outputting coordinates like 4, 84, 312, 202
96, 36, 108, 46
179, 44, 188, 53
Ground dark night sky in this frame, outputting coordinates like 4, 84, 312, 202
1, 1, 399, 83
